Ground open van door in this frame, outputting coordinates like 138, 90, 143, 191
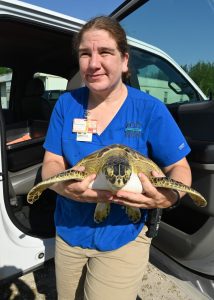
109, 0, 149, 20
0, 106, 55, 281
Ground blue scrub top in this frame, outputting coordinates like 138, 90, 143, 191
44, 85, 190, 251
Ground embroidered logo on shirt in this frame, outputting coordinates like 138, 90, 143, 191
178, 143, 185, 150
125, 122, 142, 137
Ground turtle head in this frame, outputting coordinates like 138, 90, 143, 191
102, 155, 132, 189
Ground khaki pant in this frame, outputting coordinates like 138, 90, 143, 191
55, 226, 151, 300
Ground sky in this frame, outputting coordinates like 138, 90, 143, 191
20, 0, 214, 66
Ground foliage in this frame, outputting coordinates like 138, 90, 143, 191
181, 62, 214, 98
0, 67, 12, 75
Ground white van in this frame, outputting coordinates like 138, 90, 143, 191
0, 0, 213, 298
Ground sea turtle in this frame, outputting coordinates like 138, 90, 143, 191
27, 144, 207, 223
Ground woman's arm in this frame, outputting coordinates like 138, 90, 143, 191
163, 157, 192, 199
41, 150, 113, 203
42, 151, 68, 180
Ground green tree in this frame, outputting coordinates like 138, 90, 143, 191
182, 62, 214, 98
0, 67, 11, 75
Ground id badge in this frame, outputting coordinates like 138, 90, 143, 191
86, 120, 97, 133
72, 118, 87, 133
73, 118, 97, 142
76, 132, 92, 142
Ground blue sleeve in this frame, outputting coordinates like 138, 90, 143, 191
43, 97, 64, 156
148, 101, 191, 167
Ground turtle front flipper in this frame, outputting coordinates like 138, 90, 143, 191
150, 177, 207, 207
125, 207, 141, 223
27, 170, 88, 204
94, 203, 111, 223
27, 181, 54, 204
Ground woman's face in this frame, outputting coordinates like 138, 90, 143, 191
78, 29, 129, 95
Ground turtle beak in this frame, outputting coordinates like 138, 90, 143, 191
114, 175, 130, 188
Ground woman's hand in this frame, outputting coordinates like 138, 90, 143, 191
112, 171, 178, 209
56, 167, 113, 203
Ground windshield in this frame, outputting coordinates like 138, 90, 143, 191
128, 46, 203, 104
20, 0, 124, 20
120, 0, 214, 66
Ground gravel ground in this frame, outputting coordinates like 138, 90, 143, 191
0, 259, 210, 300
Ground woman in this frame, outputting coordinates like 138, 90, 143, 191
42, 16, 191, 300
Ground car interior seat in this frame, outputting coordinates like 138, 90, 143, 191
21, 78, 52, 120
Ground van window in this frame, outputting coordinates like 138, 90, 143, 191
129, 47, 201, 104
34, 72, 67, 103
0, 67, 12, 109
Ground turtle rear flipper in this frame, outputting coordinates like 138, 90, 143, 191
125, 207, 141, 223
94, 203, 111, 223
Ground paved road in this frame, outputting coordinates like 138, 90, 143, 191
0, 258, 210, 300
